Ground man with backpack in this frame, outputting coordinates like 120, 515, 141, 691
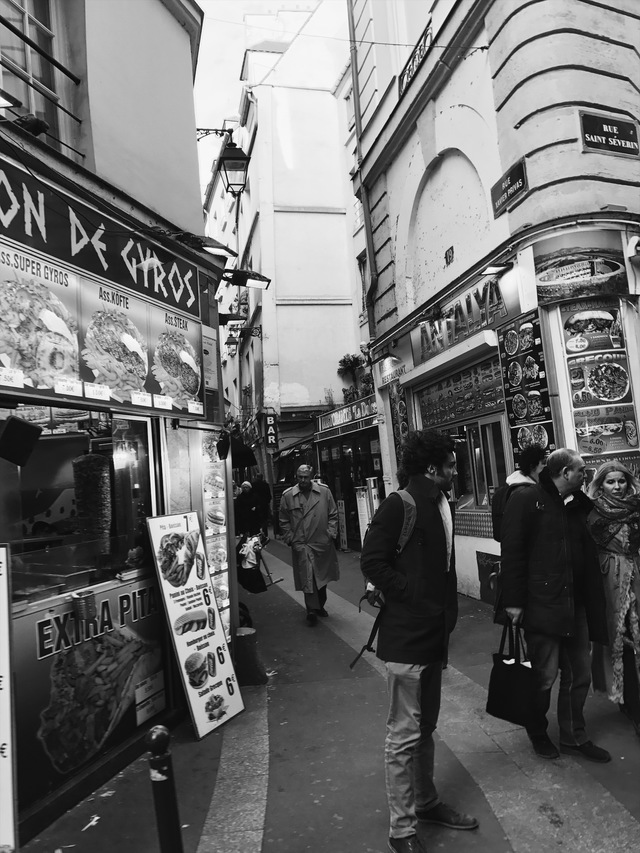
492, 444, 547, 543
361, 430, 478, 853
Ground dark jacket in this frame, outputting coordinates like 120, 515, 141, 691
234, 491, 261, 535
500, 468, 607, 643
360, 476, 458, 664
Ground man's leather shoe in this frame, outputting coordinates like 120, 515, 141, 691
560, 740, 611, 763
416, 802, 478, 830
388, 835, 427, 853
317, 608, 329, 617
305, 612, 317, 626
529, 734, 560, 759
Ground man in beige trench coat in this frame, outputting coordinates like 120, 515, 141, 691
279, 465, 340, 625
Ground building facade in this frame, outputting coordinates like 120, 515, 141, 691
203, 2, 365, 514
347, 0, 640, 595
0, 0, 237, 842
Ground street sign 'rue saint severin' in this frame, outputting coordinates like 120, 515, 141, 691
580, 111, 639, 158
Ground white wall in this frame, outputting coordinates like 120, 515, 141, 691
84, 0, 203, 231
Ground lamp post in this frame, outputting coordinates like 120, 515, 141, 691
197, 128, 251, 198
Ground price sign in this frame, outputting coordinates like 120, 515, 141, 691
0, 544, 17, 853
147, 513, 243, 738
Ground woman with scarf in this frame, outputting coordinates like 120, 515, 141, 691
587, 461, 640, 737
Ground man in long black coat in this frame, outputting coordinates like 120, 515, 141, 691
501, 447, 610, 763
361, 430, 478, 853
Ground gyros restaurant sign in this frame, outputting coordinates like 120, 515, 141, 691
411, 276, 521, 364
0, 157, 199, 317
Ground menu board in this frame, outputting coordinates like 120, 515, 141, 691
388, 379, 409, 465
147, 512, 242, 738
498, 311, 556, 462
202, 433, 231, 644
560, 298, 638, 457
0, 545, 17, 853
0, 244, 204, 418
418, 356, 504, 428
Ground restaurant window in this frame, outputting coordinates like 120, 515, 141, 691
0, 0, 61, 138
444, 418, 507, 510
3, 405, 157, 604
415, 355, 508, 511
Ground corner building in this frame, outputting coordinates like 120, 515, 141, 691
347, 0, 640, 598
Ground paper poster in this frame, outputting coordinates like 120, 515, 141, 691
497, 310, 556, 464
559, 297, 638, 457
417, 357, 504, 428
0, 544, 17, 853
147, 512, 243, 738
202, 432, 231, 643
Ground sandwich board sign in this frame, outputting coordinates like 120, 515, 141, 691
147, 512, 243, 737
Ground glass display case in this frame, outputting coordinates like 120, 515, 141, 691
2, 405, 157, 605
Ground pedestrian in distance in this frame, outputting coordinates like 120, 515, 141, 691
361, 430, 478, 853
252, 472, 272, 535
234, 481, 261, 536
587, 461, 640, 738
278, 464, 339, 626
500, 448, 610, 762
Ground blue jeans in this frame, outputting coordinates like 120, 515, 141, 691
384, 661, 441, 838
524, 606, 591, 746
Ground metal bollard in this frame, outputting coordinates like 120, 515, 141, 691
145, 725, 185, 853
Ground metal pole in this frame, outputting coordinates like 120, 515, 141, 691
145, 725, 184, 853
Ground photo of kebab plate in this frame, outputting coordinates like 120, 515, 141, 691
0, 277, 80, 387
586, 362, 629, 403
82, 309, 148, 398
157, 528, 201, 588
152, 330, 201, 407
38, 626, 161, 774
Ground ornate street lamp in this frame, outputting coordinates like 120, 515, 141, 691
197, 128, 251, 198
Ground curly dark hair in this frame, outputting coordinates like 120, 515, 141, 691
400, 430, 455, 476
518, 445, 546, 477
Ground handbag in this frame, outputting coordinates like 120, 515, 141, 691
485, 622, 536, 727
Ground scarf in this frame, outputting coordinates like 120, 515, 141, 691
589, 491, 640, 552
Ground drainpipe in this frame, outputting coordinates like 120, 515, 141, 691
347, 0, 379, 341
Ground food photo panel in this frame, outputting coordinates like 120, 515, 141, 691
149, 305, 204, 415
79, 277, 151, 405
0, 246, 81, 394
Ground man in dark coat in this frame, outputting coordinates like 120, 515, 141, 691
501, 447, 610, 763
251, 473, 272, 534
361, 430, 478, 853
234, 481, 261, 536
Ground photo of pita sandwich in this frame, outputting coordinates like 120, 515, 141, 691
37, 626, 161, 774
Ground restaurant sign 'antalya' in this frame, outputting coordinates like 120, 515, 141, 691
412, 275, 521, 364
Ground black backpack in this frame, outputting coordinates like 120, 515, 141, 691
349, 490, 417, 670
491, 484, 512, 542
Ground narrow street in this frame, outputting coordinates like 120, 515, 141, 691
24, 541, 640, 853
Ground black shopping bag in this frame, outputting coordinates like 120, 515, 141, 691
486, 622, 536, 727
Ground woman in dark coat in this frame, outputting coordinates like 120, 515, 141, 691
587, 461, 640, 737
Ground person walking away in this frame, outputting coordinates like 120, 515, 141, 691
361, 430, 478, 853
278, 465, 339, 625
500, 448, 610, 762
252, 473, 272, 535
234, 481, 261, 536
587, 461, 640, 737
